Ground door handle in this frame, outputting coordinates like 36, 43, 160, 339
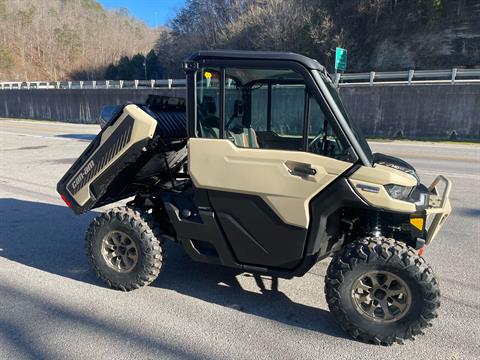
292, 165, 317, 176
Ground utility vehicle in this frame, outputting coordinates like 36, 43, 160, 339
58, 50, 451, 345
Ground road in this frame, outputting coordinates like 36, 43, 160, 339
0, 119, 479, 360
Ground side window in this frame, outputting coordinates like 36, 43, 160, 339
224, 67, 306, 150
270, 83, 305, 149
308, 95, 352, 161
196, 65, 353, 162
250, 84, 267, 131
196, 68, 221, 138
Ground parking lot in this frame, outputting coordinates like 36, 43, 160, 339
0, 119, 479, 359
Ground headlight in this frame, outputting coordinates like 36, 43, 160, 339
384, 184, 413, 200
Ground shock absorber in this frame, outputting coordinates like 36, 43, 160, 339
370, 212, 383, 238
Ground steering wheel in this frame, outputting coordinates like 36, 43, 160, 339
308, 133, 323, 148
310, 133, 344, 157
308, 133, 325, 154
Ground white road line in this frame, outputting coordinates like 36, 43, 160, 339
418, 170, 479, 180
370, 141, 480, 150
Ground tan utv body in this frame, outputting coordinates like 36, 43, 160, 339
58, 50, 451, 345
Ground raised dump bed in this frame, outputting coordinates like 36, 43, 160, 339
57, 96, 187, 214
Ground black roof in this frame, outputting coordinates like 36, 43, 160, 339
189, 50, 324, 70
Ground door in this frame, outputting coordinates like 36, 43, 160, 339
189, 64, 356, 269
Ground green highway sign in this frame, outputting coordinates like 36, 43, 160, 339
335, 47, 347, 72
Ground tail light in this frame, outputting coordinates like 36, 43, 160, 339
60, 194, 72, 208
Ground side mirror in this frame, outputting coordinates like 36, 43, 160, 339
99, 105, 122, 129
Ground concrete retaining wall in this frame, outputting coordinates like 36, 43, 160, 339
0, 89, 183, 124
0, 84, 478, 139
339, 83, 480, 140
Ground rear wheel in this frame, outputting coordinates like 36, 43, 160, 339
86, 206, 165, 291
325, 237, 440, 345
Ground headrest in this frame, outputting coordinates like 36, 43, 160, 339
203, 115, 219, 129
233, 100, 244, 118
202, 96, 217, 115
235, 99, 252, 128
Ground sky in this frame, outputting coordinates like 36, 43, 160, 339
98, 0, 186, 27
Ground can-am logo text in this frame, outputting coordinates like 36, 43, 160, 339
71, 160, 95, 189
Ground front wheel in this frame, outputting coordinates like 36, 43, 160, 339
325, 237, 440, 345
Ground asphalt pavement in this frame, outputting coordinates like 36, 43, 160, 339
0, 119, 479, 360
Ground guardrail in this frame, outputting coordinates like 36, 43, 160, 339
1, 68, 479, 89
0, 79, 187, 90
335, 68, 480, 85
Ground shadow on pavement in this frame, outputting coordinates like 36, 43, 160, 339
3, 145, 48, 151
55, 134, 96, 141
0, 198, 98, 285
154, 243, 346, 339
454, 207, 480, 218
0, 198, 346, 340
0, 283, 201, 359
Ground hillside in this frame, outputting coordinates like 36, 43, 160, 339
335, 0, 480, 71
155, 0, 480, 76
0, 0, 157, 81
1, 0, 479, 80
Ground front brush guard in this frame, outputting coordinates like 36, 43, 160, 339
425, 175, 452, 244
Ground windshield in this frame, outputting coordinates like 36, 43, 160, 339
319, 72, 373, 163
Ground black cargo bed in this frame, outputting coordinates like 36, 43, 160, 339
57, 97, 187, 214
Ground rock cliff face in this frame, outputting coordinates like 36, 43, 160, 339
346, 0, 480, 71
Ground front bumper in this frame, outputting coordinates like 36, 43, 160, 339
424, 175, 452, 244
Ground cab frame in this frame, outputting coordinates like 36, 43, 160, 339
184, 50, 373, 166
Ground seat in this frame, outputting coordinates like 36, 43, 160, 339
226, 100, 259, 148
228, 126, 259, 148
198, 96, 220, 138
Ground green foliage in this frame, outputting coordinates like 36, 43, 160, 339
130, 53, 146, 79
0, 0, 7, 19
0, 46, 14, 69
1, 0, 476, 79
104, 50, 163, 80
0, 0, 156, 80
17, 6, 35, 27
105, 63, 118, 80
146, 50, 162, 79
418, 0, 444, 12
154, 0, 478, 74
116, 56, 134, 79
54, 25, 81, 55
80, 0, 104, 12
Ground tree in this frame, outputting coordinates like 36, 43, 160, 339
0, 46, 13, 69
1, 0, 476, 80
145, 49, 162, 79
105, 63, 118, 80
0, 0, 157, 80
130, 53, 146, 79
116, 56, 133, 79
153, 0, 478, 74
104, 52, 160, 80
0, 0, 6, 19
